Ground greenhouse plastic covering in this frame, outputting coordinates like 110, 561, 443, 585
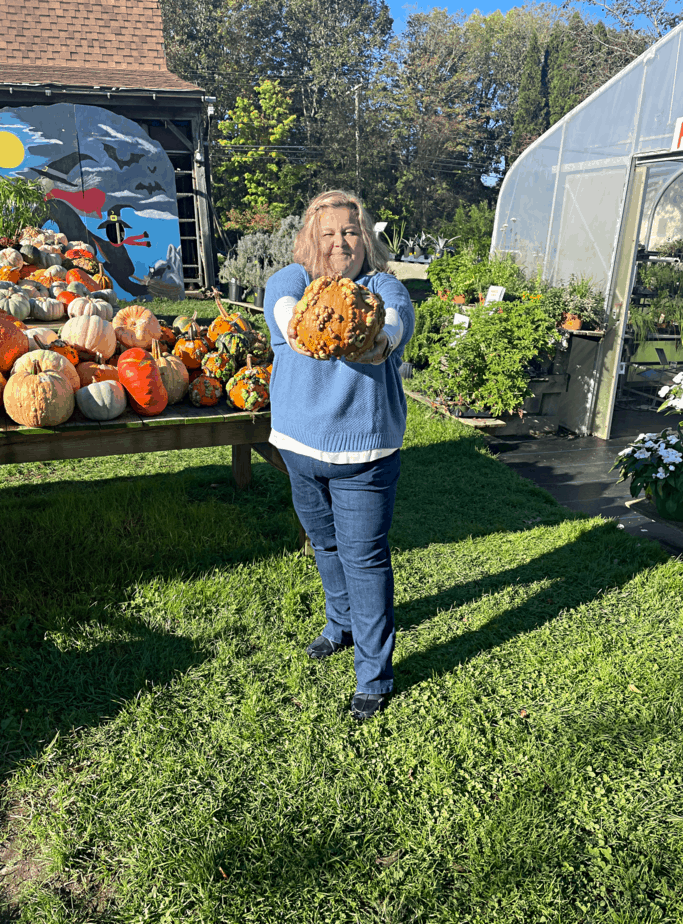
492, 22, 683, 291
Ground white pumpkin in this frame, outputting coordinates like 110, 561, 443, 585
54, 233, 68, 247
32, 297, 66, 322
26, 327, 59, 351
43, 264, 67, 281
61, 315, 116, 361
0, 248, 23, 268
19, 282, 43, 300
76, 380, 126, 421
0, 291, 31, 321
68, 298, 113, 321
50, 282, 68, 298
38, 251, 62, 268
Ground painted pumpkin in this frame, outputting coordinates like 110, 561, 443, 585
61, 315, 117, 361
172, 323, 210, 369
13, 349, 80, 393
32, 297, 66, 322
35, 336, 80, 367
289, 275, 385, 359
150, 339, 188, 404
76, 353, 120, 387
117, 347, 168, 416
65, 267, 99, 292
0, 316, 29, 374
112, 305, 162, 350
76, 380, 127, 421
225, 356, 270, 412
189, 374, 222, 407
4, 361, 74, 427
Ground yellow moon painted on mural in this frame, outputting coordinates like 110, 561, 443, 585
0, 132, 25, 169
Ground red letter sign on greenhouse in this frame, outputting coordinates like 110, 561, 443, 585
671, 117, 683, 151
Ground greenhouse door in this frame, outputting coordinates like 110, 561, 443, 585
592, 154, 683, 438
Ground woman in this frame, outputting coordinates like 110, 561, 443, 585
264, 190, 414, 721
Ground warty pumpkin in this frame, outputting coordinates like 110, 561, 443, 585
13, 349, 80, 393
171, 309, 197, 337
150, 339, 188, 404
117, 347, 168, 416
288, 275, 385, 359
225, 356, 270, 412
189, 374, 222, 407
201, 343, 237, 383
0, 317, 28, 374
112, 305, 162, 350
4, 360, 74, 427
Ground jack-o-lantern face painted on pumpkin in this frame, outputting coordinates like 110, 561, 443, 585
319, 207, 366, 280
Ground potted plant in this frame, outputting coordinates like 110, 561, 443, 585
380, 221, 406, 262
611, 422, 683, 521
429, 233, 459, 259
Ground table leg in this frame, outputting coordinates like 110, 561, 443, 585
232, 444, 252, 489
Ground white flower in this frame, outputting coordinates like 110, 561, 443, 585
634, 450, 650, 459
656, 468, 667, 479
671, 465, 676, 471
668, 435, 679, 444
673, 372, 683, 384
659, 386, 671, 397
618, 446, 633, 456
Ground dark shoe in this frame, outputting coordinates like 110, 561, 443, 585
306, 635, 352, 659
350, 692, 388, 721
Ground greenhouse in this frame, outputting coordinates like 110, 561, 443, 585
492, 21, 683, 438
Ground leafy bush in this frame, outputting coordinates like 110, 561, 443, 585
427, 248, 528, 302
402, 295, 453, 367
411, 296, 562, 416
437, 201, 495, 257
219, 215, 303, 288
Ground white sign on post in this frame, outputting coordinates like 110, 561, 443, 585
484, 285, 506, 305
450, 311, 470, 346
671, 117, 683, 151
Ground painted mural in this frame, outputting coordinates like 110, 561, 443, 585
0, 103, 185, 300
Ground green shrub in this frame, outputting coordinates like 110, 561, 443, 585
427, 249, 528, 302
412, 296, 562, 416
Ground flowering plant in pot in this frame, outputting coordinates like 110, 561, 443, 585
611, 425, 683, 521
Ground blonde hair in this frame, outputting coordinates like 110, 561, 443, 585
293, 190, 391, 278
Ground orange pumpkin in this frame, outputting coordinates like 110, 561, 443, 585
117, 347, 168, 416
172, 322, 210, 370
57, 290, 77, 308
4, 359, 75, 427
0, 266, 21, 284
65, 267, 99, 293
159, 324, 176, 349
92, 263, 112, 289
206, 297, 250, 346
18, 265, 35, 280
13, 349, 80, 393
0, 316, 28, 374
112, 305, 162, 350
76, 353, 120, 387
0, 370, 6, 401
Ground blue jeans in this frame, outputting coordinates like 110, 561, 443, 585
279, 449, 400, 694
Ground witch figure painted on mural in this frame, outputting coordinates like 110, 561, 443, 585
0, 102, 185, 301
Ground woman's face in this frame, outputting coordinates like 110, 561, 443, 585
319, 206, 366, 279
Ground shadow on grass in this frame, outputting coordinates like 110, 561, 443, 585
394, 518, 666, 691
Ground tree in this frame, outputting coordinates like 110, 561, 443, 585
561, 0, 682, 43
547, 17, 584, 124
215, 80, 306, 219
511, 31, 550, 159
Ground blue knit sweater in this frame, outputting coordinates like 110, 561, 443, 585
264, 263, 415, 455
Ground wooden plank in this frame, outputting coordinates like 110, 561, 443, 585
252, 441, 288, 475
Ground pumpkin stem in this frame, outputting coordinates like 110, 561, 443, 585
151, 339, 161, 361
215, 296, 229, 320
246, 354, 253, 371
34, 335, 46, 350
31, 359, 40, 375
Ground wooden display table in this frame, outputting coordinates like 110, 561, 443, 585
0, 404, 280, 489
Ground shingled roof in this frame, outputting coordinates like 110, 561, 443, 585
0, 0, 203, 94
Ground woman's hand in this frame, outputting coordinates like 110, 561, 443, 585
346, 331, 391, 365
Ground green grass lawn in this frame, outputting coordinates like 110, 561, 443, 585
2, 401, 683, 923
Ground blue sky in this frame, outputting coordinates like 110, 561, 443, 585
386, 0, 611, 33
